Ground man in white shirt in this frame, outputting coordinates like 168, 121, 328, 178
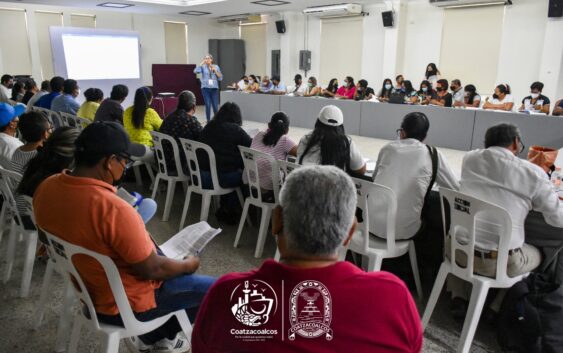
450, 79, 464, 103
449, 123, 563, 311
370, 112, 460, 240
0, 74, 13, 103
287, 74, 307, 97
0, 102, 24, 169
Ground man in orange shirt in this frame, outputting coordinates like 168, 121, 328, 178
34, 121, 214, 353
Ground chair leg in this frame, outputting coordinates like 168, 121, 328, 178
3, 221, 18, 283
421, 264, 449, 329
408, 241, 424, 300
35, 260, 55, 328
179, 189, 193, 231
56, 280, 75, 352
67, 317, 82, 353
254, 207, 272, 258
150, 175, 161, 200
457, 282, 489, 353
20, 231, 38, 298
133, 165, 143, 187
234, 200, 250, 248
145, 163, 155, 183
274, 249, 281, 261
162, 180, 176, 222
100, 332, 120, 353
200, 194, 212, 222
337, 248, 347, 261
366, 254, 383, 272
175, 310, 193, 347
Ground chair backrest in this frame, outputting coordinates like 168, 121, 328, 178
351, 177, 398, 253
77, 117, 92, 128
33, 107, 64, 129
277, 159, 301, 185
0, 167, 24, 227
59, 112, 82, 130
150, 131, 186, 177
439, 188, 513, 282
179, 138, 222, 192
239, 146, 279, 204
42, 230, 145, 332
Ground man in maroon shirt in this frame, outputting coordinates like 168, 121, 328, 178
192, 165, 422, 353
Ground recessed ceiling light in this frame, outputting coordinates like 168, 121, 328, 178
97, 2, 134, 8
251, 0, 290, 6
179, 10, 211, 15
128, 0, 226, 6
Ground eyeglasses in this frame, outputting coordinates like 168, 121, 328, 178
116, 153, 134, 170
396, 128, 403, 137
517, 139, 526, 155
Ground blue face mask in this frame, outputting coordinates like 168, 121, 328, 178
422, 87, 428, 93
385, 84, 392, 90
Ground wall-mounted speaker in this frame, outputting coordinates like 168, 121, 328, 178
381, 11, 394, 27
548, 0, 562, 17
275, 20, 286, 34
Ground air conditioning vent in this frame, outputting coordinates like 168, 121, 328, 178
303, 3, 362, 18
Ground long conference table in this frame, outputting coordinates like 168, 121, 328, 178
221, 91, 563, 155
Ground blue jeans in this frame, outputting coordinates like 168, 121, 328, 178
201, 88, 219, 122
201, 170, 242, 208
98, 273, 215, 344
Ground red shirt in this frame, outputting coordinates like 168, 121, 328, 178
192, 260, 422, 353
336, 86, 357, 100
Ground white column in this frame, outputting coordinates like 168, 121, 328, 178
538, 17, 563, 100
23, 8, 44, 80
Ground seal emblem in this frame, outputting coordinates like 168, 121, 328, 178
288, 280, 333, 340
231, 280, 277, 327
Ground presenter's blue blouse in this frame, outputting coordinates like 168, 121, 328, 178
194, 65, 223, 89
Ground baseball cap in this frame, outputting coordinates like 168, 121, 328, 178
318, 105, 344, 127
75, 121, 145, 158
0, 103, 25, 127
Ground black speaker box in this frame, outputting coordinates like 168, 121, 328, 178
275, 20, 286, 34
382, 11, 394, 27
548, 0, 563, 17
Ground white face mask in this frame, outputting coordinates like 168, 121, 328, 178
531, 93, 539, 99
385, 84, 392, 90
248, 79, 254, 84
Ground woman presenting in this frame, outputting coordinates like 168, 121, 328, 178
194, 54, 223, 122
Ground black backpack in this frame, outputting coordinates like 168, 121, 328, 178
498, 247, 563, 353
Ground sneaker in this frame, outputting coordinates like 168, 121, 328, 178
125, 336, 152, 353
152, 331, 191, 353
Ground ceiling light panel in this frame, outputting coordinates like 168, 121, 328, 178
97, 2, 134, 8
251, 0, 290, 6
128, 0, 226, 6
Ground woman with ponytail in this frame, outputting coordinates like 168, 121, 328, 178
250, 112, 297, 192
123, 86, 162, 162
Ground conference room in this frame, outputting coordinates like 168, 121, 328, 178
0, 0, 562, 353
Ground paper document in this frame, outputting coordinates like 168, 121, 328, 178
160, 221, 221, 259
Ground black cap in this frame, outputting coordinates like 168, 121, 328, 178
75, 121, 145, 158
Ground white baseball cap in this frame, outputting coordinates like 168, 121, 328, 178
318, 105, 344, 127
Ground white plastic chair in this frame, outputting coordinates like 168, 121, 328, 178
339, 178, 423, 299
150, 131, 190, 222
178, 138, 244, 230
234, 146, 280, 258
0, 168, 38, 298
42, 230, 193, 353
273, 160, 302, 261
422, 188, 526, 353
59, 112, 84, 131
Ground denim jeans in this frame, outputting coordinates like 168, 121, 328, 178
201, 88, 219, 122
98, 273, 216, 344
201, 170, 242, 208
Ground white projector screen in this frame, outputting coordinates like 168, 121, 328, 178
62, 34, 140, 80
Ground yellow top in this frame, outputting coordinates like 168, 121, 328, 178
77, 101, 100, 122
123, 106, 162, 147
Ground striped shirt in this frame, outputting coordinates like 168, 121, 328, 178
250, 131, 296, 190
10, 148, 37, 215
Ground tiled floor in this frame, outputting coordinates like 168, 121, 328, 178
0, 108, 503, 353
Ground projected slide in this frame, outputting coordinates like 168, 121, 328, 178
62, 34, 140, 80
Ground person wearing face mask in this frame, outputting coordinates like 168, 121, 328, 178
0, 74, 14, 103
483, 83, 514, 111
402, 80, 418, 104
394, 75, 405, 93
287, 74, 307, 97
448, 123, 562, 318
10, 80, 25, 104
194, 54, 223, 122
33, 121, 214, 353
335, 76, 356, 100
244, 74, 260, 93
519, 81, 551, 114
51, 79, 81, 115
303, 76, 322, 97
454, 84, 481, 108
270, 76, 287, 95
417, 80, 435, 105
377, 78, 394, 102
354, 79, 375, 101
322, 78, 339, 98
450, 79, 464, 105
429, 79, 453, 108
258, 76, 274, 93
424, 63, 441, 89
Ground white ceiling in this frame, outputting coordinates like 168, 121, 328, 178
0, 0, 382, 17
